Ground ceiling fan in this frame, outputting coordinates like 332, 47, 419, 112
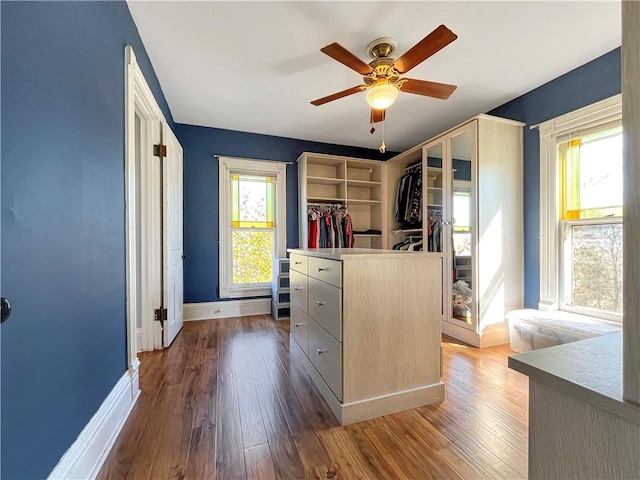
311, 25, 458, 124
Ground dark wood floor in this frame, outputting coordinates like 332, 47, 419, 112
98, 316, 528, 480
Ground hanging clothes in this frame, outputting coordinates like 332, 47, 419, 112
344, 214, 354, 248
427, 208, 443, 252
307, 203, 354, 249
308, 211, 320, 248
395, 165, 422, 228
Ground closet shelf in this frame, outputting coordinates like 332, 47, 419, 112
353, 233, 382, 237
308, 158, 344, 167
346, 179, 381, 188
393, 228, 423, 234
427, 203, 443, 208
346, 199, 381, 205
307, 196, 346, 204
307, 176, 345, 186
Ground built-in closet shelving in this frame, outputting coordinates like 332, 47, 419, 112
297, 115, 524, 349
383, 114, 524, 348
425, 167, 444, 209
298, 153, 385, 249
384, 149, 422, 245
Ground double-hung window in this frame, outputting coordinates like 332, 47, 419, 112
558, 124, 623, 319
539, 95, 623, 322
219, 157, 286, 298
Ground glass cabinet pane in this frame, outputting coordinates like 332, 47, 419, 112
450, 128, 474, 325
424, 142, 444, 253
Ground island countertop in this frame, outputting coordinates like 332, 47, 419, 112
287, 247, 431, 260
509, 332, 640, 425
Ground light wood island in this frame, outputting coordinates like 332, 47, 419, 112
288, 247, 444, 425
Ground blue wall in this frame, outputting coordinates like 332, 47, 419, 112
1, 2, 173, 478
0, 1, 622, 475
175, 124, 392, 303
489, 48, 621, 308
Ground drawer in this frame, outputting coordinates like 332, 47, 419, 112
290, 270, 308, 313
308, 257, 342, 288
308, 277, 342, 341
309, 319, 343, 401
290, 253, 308, 274
291, 305, 309, 356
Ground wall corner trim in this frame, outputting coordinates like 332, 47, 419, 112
184, 298, 271, 321
48, 365, 141, 480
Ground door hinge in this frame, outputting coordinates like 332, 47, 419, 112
154, 308, 168, 322
153, 144, 167, 157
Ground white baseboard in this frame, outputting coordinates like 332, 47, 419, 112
136, 328, 142, 353
184, 298, 271, 321
49, 362, 140, 480
442, 321, 510, 348
478, 326, 511, 348
442, 321, 481, 347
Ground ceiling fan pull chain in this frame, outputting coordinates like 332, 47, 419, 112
379, 117, 387, 154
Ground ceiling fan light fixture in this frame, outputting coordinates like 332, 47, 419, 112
365, 82, 399, 110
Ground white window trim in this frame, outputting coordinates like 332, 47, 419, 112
538, 94, 622, 316
218, 156, 287, 299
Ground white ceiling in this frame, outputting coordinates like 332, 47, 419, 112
127, 1, 621, 152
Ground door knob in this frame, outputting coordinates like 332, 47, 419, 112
1, 297, 12, 324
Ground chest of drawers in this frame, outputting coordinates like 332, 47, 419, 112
288, 248, 444, 425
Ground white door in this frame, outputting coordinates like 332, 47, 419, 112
162, 122, 184, 347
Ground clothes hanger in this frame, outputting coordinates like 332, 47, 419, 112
408, 239, 423, 251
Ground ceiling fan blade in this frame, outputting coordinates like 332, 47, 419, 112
400, 78, 457, 100
311, 85, 367, 106
393, 25, 457, 74
370, 108, 386, 124
321, 43, 374, 75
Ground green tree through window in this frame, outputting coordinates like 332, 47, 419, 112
231, 175, 275, 284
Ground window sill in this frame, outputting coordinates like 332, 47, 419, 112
560, 305, 622, 326
526, 307, 623, 333
220, 285, 271, 299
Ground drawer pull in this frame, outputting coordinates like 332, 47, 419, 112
295, 261, 303, 265
294, 287, 302, 291
317, 267, 329, 272
294, 323, 302, 327
317, 348, 327, 355
316, 301, 325, 306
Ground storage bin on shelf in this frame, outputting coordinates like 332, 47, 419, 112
271, 257, 290, 321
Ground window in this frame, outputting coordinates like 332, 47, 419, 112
219, 157, 286, 298
559, 125, 622, 319
538, 94, 622, 322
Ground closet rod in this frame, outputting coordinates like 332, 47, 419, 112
404, 162, 422, 172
